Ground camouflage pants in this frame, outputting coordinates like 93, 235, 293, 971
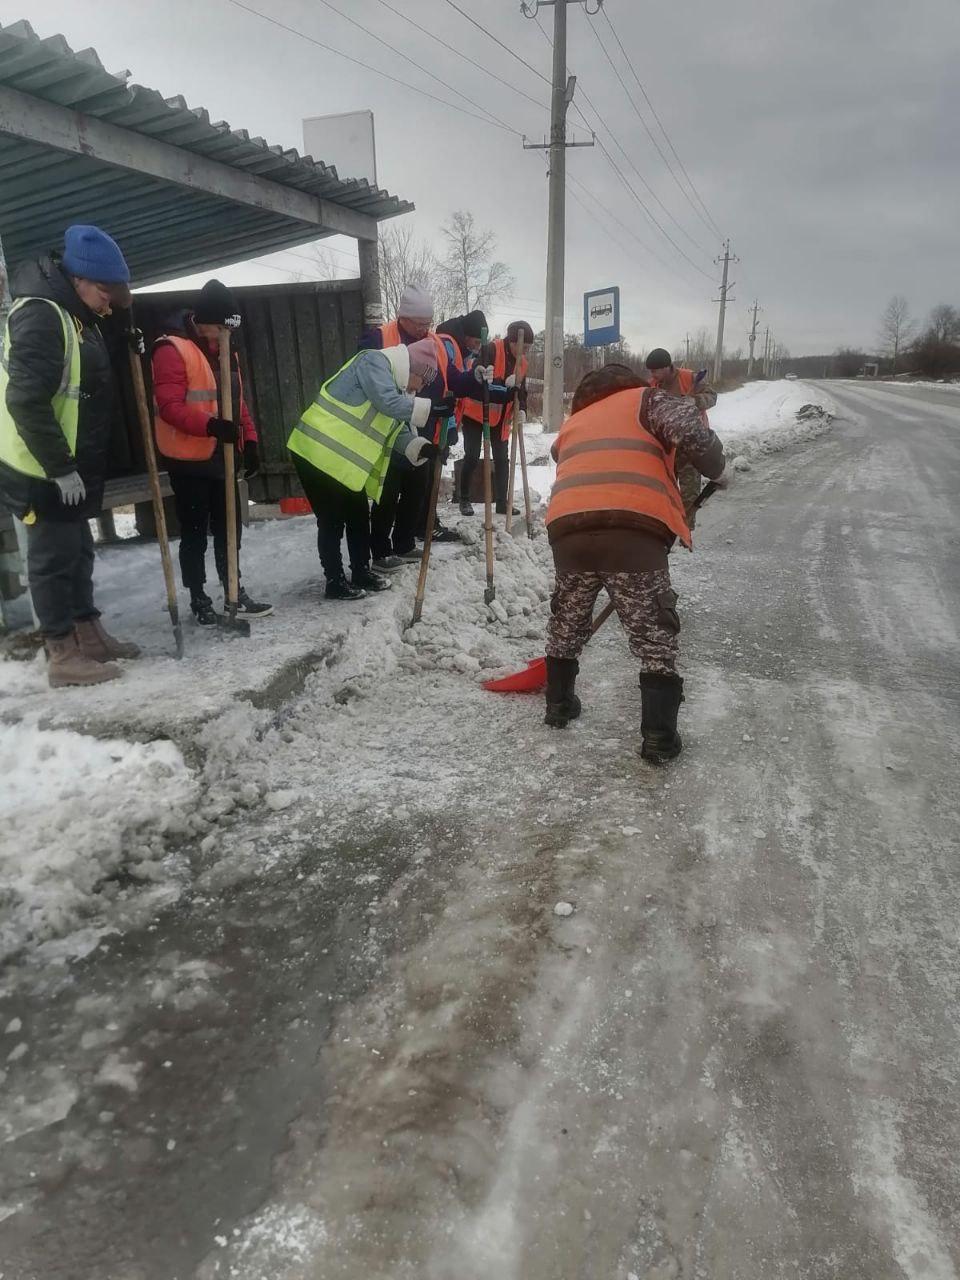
545, 569, 680, 675
677, 460, 702, 530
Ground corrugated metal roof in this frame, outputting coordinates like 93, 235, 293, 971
0, 19, 412, 284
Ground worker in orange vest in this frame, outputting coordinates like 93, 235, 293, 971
457, 320, 534, 516
152, 280, 272, 624
644, 347, 718, 526
543, 363, 727, 762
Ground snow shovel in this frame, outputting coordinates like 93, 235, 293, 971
482, 480, 721, 694
126, 326, 184, 658
411, 446, 444, 626
217, 329, 250, 638
481, 377, 496, 605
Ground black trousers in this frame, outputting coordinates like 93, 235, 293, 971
460, 419, 509, 507
370, 459, 427, 558
26, 518, 98, 638
169, 468, 241, 597
293, 455, 370, 580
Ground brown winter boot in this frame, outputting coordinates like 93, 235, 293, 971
46, 633, 122, 688
75, 617, 141, 662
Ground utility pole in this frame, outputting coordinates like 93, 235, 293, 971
746, 300, 761, 379
762, 326, 771, 378
523, 1, 597, 431
712, 240, 738, 382
685, 332, 691, 365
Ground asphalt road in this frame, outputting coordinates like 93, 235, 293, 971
1, 381, 958, 1279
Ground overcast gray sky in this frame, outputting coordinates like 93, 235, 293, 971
8, 0, 959, 356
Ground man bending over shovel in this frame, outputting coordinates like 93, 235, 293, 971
543, 364, 728, 762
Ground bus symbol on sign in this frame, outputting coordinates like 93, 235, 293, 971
583, 287, 620, 348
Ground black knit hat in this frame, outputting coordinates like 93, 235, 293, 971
645, 347, 673, 371
194, 278, 241, 327
462, 309, 488, 339
506, 320, 535, 345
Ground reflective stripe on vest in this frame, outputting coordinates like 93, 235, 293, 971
286, 353, 404, 502
545, 387, 691, 548
152, 335, 219, 462
460, 338, 528, 439
0, 297, 80, 479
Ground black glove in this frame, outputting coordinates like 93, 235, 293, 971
418, 440, 439, 463
126, 327, 146, 356
242, 441, 260, 479
206, 416, 239, 445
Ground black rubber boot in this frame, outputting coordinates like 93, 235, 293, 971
544, 656, 582, 728
639, 672, 684, 763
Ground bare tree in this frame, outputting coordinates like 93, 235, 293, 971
878, 295, 915, 374
927, 303, 960, 345
376, 223, 443, 319
438, 210, 513, 317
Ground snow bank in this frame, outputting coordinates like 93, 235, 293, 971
0, 722, 197, 959
708, 379, 839, 459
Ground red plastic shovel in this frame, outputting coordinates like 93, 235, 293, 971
482, 601, 616, 693
483, 480, 720, 694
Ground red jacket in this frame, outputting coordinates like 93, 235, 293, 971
152, 339, 257, 446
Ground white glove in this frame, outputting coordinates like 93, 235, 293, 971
404, 436, 435, 467
53, 470, 86, 506
409, 396, 431, 430
505, 373, 518, 390
473, 364, 494, 384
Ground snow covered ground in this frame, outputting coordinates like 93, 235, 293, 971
0, 380, 835, 962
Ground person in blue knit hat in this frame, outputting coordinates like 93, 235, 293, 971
0, 224, 141, 687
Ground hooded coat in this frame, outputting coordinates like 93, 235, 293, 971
0, 255, 117, 520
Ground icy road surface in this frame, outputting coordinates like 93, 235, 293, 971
1, 380, 958, 1278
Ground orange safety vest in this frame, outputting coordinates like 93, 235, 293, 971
377, 321, 463, 402
460, 338, 529, 440
546, 387, 691, 548
676, 367, 709, 426
153, 336, 222, 462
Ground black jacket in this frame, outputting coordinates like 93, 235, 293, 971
0, 256, 117, 520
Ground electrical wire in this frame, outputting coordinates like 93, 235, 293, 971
532, 12, 714, 270
439, 0, 553, 86
314, 0, 523, 136
601, 5, 723, 239
225, 0, 518, 133
586, 17, 720, 242
374, 0, 549, 114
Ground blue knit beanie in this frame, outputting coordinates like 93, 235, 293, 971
61, 224, 130, 283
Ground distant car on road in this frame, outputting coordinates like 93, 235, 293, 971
784, 373, 798, 380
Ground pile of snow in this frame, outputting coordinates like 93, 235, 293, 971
0, 722, 197, 959
709, 379, 838, 460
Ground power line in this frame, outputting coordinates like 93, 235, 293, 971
601, 6, 723, 240
439, 0, 552, 86
586, 15, 720, 243
314, 0, 522, 136
374, 0, 549, 114
533, 13, 714, 270
225, 0, 518, 134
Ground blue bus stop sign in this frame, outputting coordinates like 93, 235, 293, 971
583, 286, 620, 348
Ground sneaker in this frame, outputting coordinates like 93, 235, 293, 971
233, 586, 274, 618
191, 593, 220, 626
373, 555, 406, 572
352, 567, 392, 592
430, 524, 462, 544
325, 575, 366, 601
459, 499, 475, 516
